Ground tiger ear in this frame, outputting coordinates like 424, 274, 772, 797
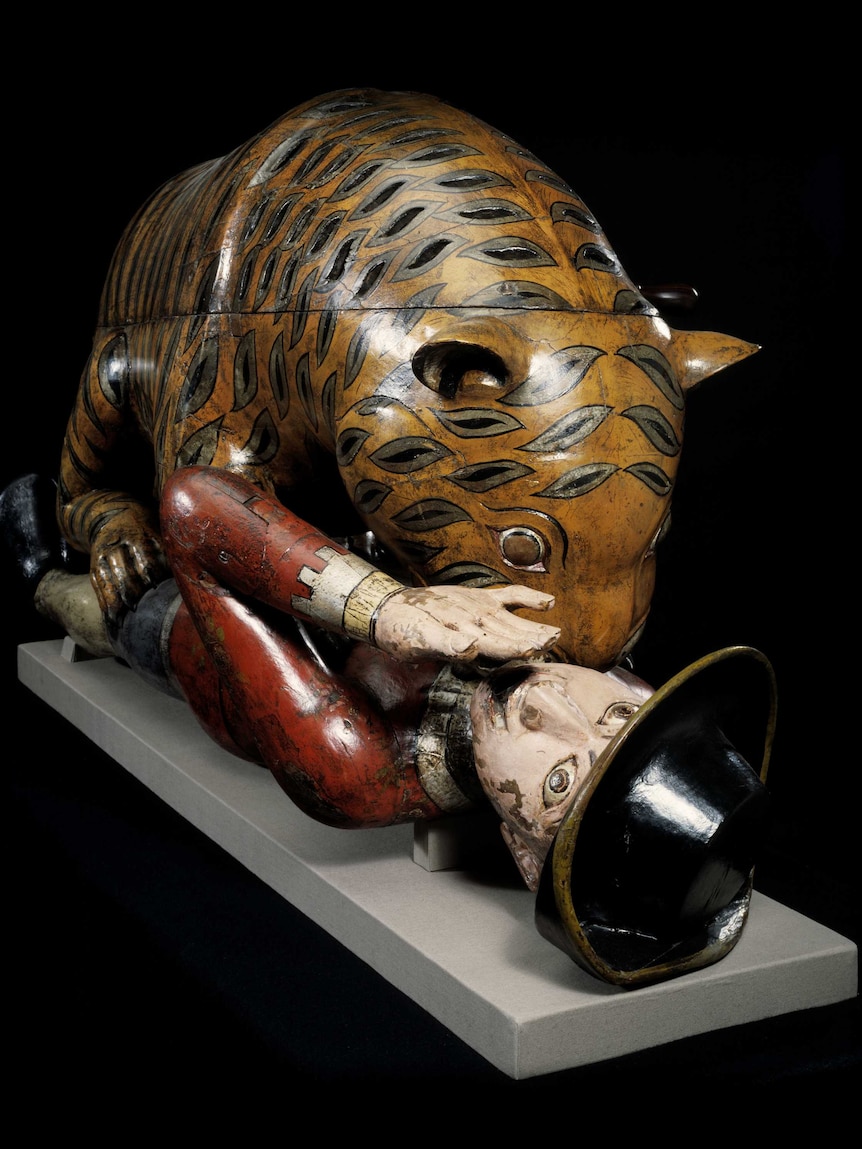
673, 329, 760, 392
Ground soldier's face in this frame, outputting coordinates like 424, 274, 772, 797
470, 661, 653, 888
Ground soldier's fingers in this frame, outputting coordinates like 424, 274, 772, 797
488, 585, 555, 611
473, 628, 559, 660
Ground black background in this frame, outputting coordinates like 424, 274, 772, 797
4, 30, 856, 1118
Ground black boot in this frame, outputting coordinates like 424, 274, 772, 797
1, 473, 115, 656
0, 473, 84, 593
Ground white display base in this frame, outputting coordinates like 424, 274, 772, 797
18, 638, 858, 1080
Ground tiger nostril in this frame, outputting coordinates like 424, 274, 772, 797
499, 527, 545, 569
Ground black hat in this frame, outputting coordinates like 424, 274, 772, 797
535, 646, 777, 989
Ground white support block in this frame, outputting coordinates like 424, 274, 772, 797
413, 810, 504, 871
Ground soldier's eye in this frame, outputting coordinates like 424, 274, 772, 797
543, 762, 575, 806
413, 341, 508, 399
599, 701, 639, 725
522, 703, 542, 729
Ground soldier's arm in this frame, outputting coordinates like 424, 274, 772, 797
162, 466, 560, 666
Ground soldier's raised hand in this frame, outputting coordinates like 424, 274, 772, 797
373, 583, 560, 664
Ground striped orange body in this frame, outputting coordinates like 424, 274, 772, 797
58, 88, 757, 669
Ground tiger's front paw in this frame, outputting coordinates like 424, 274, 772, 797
91, 529, 169, 622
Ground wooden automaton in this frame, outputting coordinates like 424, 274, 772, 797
8, 89, 774, 988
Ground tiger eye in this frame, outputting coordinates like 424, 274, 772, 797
499, 527, 544, 568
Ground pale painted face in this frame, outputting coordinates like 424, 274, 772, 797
470, 662, 654, 890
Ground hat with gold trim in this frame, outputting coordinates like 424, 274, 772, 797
534, 645, 777, 988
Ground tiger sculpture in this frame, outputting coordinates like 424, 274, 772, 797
57, 87, 758, 671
